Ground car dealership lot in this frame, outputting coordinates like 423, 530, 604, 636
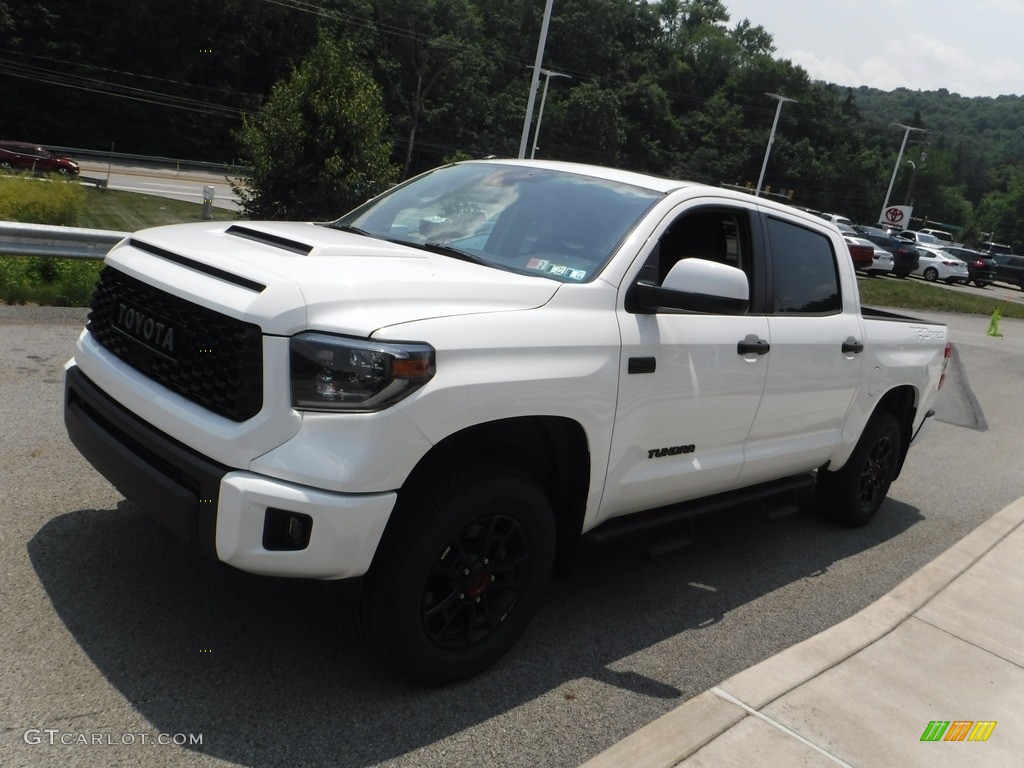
3, 305, 1024, 768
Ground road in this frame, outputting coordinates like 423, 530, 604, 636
77, 161, 241, 211
1, 306, 1023, 768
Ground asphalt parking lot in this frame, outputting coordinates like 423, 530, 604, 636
2, 303, 1023, 768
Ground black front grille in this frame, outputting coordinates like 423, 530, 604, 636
88, 267, 263, 421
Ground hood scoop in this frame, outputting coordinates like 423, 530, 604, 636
129, 237, 267, 292
226, 224, 313, 256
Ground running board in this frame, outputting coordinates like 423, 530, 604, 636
585, 474, 816, 556
632, 518, 695, 559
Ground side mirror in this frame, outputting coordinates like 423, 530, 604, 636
631, 258, 749, 315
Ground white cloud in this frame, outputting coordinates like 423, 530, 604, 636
724, 0, 1024, 96
980, 0, 1024, 15
784, 50, 860, 88
778, 31, 1024, 96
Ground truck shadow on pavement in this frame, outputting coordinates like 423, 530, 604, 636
28, 496, 924, 768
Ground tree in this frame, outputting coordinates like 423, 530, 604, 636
234, 32, 399, 221
672, 92, 747, 183
546, 82, 626, 165
363, 0, 491, 178
973, 166, 1024, 250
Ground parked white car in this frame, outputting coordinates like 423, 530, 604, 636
867, 245, 894, 276
897, 230, 945, 246
918, 228, 955, 245
914, 245, 970, 283
821, 212, 855, 228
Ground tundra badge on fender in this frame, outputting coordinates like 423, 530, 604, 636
648, 445, 696, 459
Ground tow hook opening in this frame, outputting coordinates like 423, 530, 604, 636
263, 508, 313, 551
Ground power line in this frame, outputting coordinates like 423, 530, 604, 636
0, 48, 261, 101
0, 55, 256, 119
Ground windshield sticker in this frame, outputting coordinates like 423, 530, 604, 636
526, 258, 587, 281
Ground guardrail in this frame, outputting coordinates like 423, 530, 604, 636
79, 175, 108, 189
48, 145, 247, 176
0, 222, 126, 260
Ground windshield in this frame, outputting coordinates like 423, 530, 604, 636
331, 163, 663, 283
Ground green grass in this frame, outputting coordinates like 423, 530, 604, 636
1, 178, 240, 306
857, 275, 1024, 319
77, 186, 239, 230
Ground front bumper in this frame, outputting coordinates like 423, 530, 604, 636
64, 365, 395, 579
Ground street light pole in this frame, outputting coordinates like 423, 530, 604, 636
903, 159, 918, 205
755, 92, 796, 197
530, 69, 570, 159
881, 123, 927, 221
518, 0, 556, 159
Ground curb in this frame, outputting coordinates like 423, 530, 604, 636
580, 495, 1024, 768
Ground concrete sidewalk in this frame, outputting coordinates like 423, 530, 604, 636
581, 496, 1024, 767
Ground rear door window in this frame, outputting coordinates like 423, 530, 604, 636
765, 217, 841, 315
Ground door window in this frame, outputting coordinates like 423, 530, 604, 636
766, 217, 841, 314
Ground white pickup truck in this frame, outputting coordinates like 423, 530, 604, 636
64, 159, 950, 684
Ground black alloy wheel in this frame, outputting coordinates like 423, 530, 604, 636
853, 425, 898, 512
817, 410, 902, 527
360, 460, 556, 685
423, 513, 530, 650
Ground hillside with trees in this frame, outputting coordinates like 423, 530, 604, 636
2, 0, 1023, 246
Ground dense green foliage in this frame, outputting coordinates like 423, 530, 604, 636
3, 1, 1024, 239
0, 253, 102, 306
234, 33, 399, 220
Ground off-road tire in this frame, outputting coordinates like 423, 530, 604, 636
360, 460, 555, 685
816, 410, 901, 527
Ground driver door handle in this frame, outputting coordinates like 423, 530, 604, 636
842, 338, 864, 354
737, 336, 770, 355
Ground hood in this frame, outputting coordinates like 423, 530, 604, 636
109, 221, 561, 336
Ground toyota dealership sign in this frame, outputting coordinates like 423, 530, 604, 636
879, 205, 912, 230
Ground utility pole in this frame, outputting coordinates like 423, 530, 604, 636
518, 0, 556, 159
903, 160, 917, 205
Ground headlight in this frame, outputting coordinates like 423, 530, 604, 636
290, 333, 435, 412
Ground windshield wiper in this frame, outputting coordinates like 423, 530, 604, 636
416, 241, 490, 266
329, 223, 373, 237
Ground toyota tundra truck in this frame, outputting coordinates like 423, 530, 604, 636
64, 159, 950, 684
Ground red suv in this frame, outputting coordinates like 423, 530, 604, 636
0, 141, 80, 175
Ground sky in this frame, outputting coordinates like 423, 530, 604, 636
721, 0, 1024, 98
